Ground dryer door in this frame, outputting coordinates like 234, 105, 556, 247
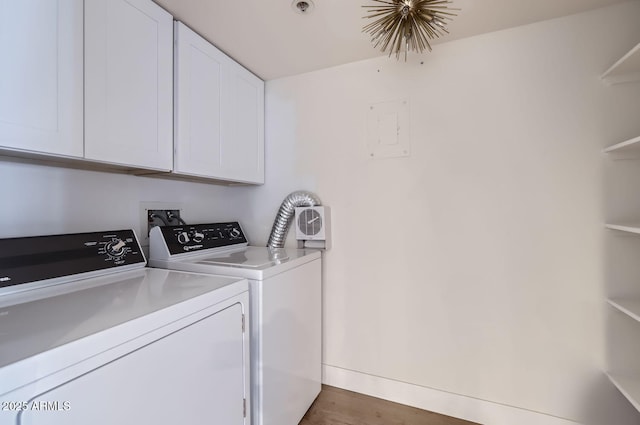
18, 301, 247, 425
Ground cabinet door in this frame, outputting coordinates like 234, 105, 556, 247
0, 0, 83, 157
173, 22, 225, 178
84, 0, 173, 171
174, 22, 264, 184
221, 61, 265, 184
19, 303, 247, 425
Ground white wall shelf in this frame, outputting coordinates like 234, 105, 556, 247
603, 136, 640, 158
609, 299, 640, 323
607, 374, 640, 413
605, 223, 640, 235
602, 42, 640, 85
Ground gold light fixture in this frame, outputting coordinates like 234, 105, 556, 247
362, 0, 457, 60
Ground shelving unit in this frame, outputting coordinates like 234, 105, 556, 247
603, 41, 640, 416
608, 299, 640, 323
603, 136, 640, 159
607, 374, 640, 412
602, 42, 640, 85
605, 223, 640, 235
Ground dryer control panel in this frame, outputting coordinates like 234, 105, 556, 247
0, 230, 145, 289
158, 222, 248, 255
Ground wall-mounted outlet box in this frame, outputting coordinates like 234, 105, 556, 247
148, 209, 182, 231
139, 202, 183, 246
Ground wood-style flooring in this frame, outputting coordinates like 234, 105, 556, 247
299, 385, 480, 425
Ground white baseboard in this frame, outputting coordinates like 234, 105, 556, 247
322, 364, 580, 425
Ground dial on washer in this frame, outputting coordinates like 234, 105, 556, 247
106, 239, 127, 257
177, 232, 190, 245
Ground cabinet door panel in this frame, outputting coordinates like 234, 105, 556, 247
174, 22, 223, 177
174, 22, 264, 184
85, 0, 173, 170
221, 66, 265, 184
0, 0, 83, 157
19, 304, 246, 425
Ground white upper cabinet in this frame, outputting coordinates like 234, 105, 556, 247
0, 0, 83, 157
0, 2, 262, 182
220, 56, 265, 184
174, 22, 264, 184
84, 0, 173, 171
174, 23, 224, 178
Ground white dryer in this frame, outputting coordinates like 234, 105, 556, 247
149, 222, 321, 425
0, 229, 250, 425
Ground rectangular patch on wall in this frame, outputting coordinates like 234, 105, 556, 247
366, 99, 410, 159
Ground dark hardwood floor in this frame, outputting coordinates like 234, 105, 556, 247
299, 385, 480, 425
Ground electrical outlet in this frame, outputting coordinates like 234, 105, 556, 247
140, 202, 182, 246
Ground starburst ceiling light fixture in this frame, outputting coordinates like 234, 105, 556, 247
362, 0, 458, 60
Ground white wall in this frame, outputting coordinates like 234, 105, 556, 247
0, 160, 253, 241
243, 2, 640, 424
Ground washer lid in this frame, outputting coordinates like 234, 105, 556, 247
195, 247, 290, 269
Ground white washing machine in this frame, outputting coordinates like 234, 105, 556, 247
149, 222, 321, 425
0, 229, 250, 425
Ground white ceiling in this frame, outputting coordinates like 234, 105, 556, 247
154, 0, 634, 80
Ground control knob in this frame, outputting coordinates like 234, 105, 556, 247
106, 239, 126, 257
191, 231, 205, 243
177, 232, 190, 245
229, 227, 241, 238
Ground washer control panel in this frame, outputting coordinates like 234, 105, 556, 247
0, 230, 145, 289
159, 222, 247, 255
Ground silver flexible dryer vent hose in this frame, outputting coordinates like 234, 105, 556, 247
267, 191, 321, 248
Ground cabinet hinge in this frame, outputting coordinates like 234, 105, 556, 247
243, 398, 247, 417
242, 314, 245, 332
